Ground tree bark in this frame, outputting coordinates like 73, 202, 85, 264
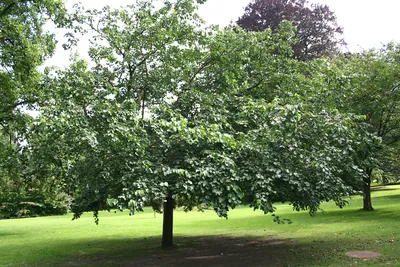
362, 168, 374, 211
161, 195, 174, 248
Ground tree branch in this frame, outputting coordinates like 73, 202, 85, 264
244, 79, 265, 92
187, 56, 213, 88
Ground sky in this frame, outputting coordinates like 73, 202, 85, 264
45, 0, 400, 67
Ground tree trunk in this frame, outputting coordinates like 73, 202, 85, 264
161, 195, 174, 248
362, 168, 374, 211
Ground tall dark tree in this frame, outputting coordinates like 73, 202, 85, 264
237, 0, 345, 60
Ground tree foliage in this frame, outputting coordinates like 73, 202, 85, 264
332, 44, 400, 210
237, 0, 345, 60
0, 0, 68, 218
0, 0, 66, 129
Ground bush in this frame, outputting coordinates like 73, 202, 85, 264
0, 178, 71, 219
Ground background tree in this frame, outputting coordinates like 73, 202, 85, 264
0, 0, 65, 131
237, 0, 345, 60
332, 44, 400, 211
0, 0, 68, 218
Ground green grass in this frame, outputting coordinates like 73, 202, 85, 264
1, 185, 400, 266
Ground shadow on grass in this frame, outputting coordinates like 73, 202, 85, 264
50, 235, 356, 267
0, 232, 18, 237
2, 220, 393, 267
370, 193, 400, 202
315, 207, 400, 221
371, 186, 398, 191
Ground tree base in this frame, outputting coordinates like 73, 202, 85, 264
161, 244, 177, 249
161, 195, 174, 248
361, 207, 374, 211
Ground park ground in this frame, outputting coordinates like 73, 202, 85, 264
1, 185, 400, 267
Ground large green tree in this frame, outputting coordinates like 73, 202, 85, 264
32, 0, 363, 248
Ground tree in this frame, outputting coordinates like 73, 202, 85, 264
237, 0, 345, 61
33, 0, 363, 248
0, 0, 66, 131
332, 44, 400, 211
0, 0, 68, 217
36, 0, 216, 247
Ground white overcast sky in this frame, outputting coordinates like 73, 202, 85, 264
45, 0, 400, 67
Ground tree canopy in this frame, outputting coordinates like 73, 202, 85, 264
0, 0, 65, 130
0, 0, 68, 218
26, 0, 366, 248
331, 44, 400, 210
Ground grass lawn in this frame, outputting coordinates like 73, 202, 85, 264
1, 185, 400, 266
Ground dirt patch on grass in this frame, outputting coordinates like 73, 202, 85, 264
346, 251, 382, 259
